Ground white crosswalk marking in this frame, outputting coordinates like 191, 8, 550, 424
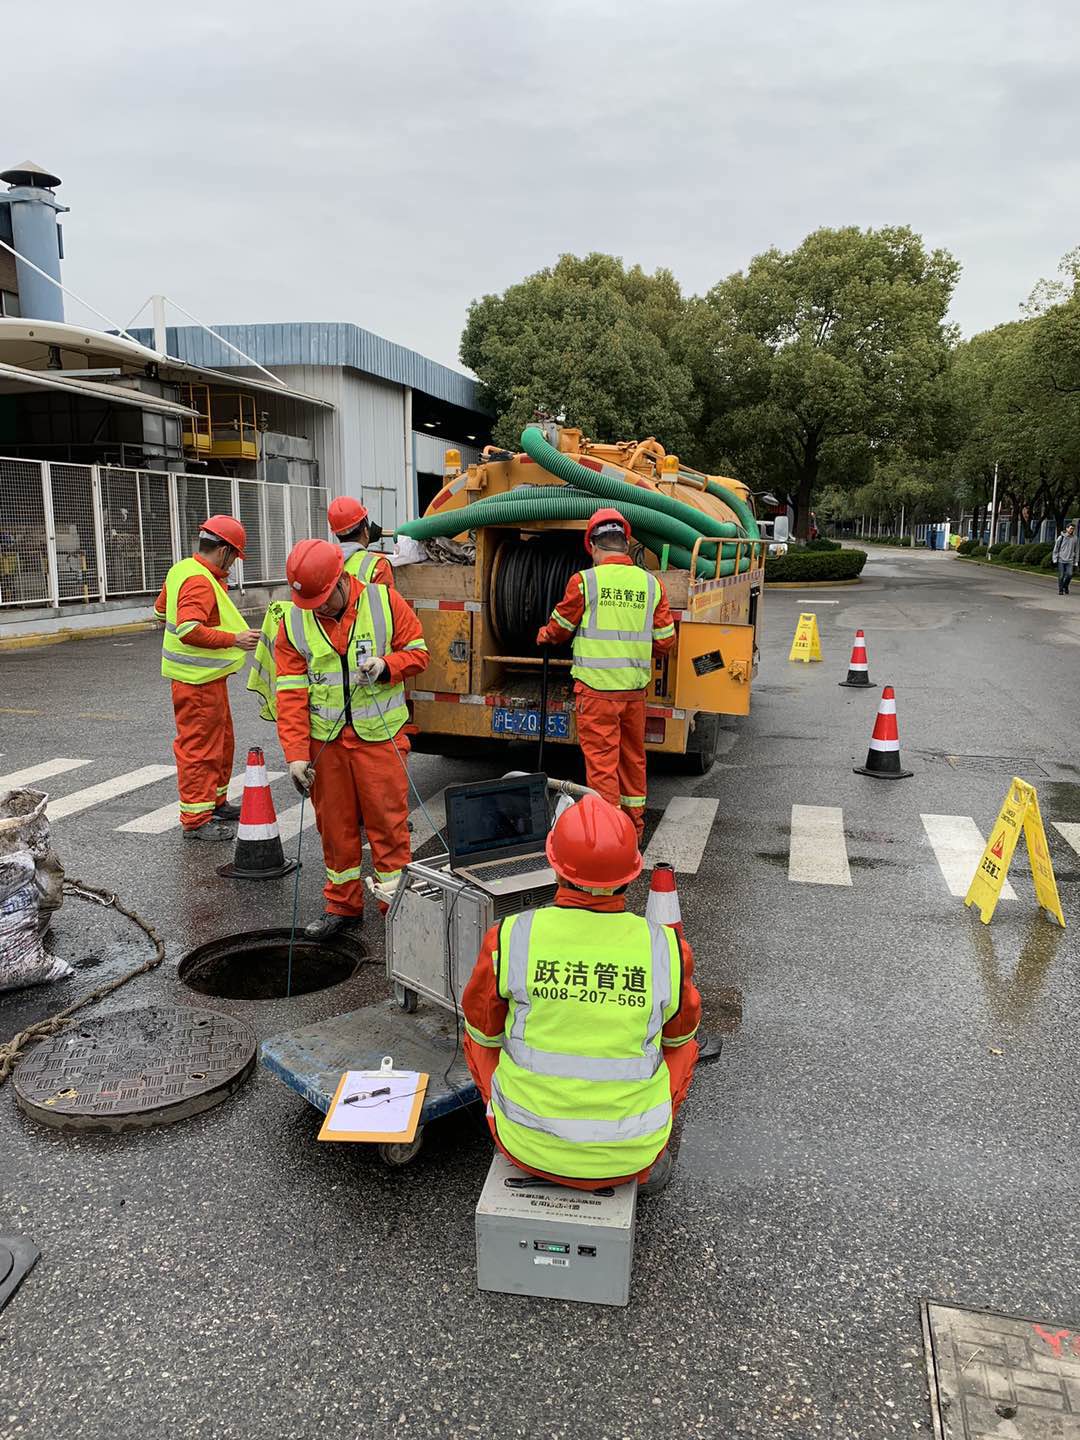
0, 757, 93, 790
116, 770, 284, 834
48, 765, 176, 820
1052, 822, 1080, 858
788, 804, 852, 886
277, 798, 319, 843
643, 796, 720, 875
921, 814, 1017, 900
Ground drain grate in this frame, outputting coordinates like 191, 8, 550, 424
923, 753, 1049, 777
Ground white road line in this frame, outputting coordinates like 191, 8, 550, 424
643, 795, 720, 875
788, 804, 852, 886
277, 799, 319, 843
116, 770, 284, 834
1052, 822, 1080, 858
921, 814, 1017, 899
0, 757, 93, 790
49, 765, 176, 820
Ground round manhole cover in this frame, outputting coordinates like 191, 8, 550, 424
0, 1246, 13, 1287
13, 1006, 256, 1133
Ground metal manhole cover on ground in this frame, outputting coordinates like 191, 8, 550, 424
921, 754, 1049, 777
13, 1005, 257, 1133
923, 1299, 1080, 1437
0, 1235, 40, 1313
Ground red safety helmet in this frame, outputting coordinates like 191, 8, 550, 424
584, 508, 631, 551
545, 793, 642, 890
201, 514, 247, 558
327, 496, 370, 536
286, 538, 345, 610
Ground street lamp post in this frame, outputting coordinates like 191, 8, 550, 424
988, 461, 999, 548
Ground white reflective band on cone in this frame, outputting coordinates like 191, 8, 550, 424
646, 890, 681, 925
244, 764, 270, 787
867, 737, 900, 751
877, 699, 896, 714
236, 822, 280, 841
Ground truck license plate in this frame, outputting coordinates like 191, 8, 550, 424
491, 708, 569, 739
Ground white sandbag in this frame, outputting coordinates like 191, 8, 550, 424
0, 788, 72, 990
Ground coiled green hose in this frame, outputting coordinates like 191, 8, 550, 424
519, 426, 747, 542
688, 473, 761, 539
398, 491, 754, 579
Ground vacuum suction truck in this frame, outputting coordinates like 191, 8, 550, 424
391, 422, 765, 776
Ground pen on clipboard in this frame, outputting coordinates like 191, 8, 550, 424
342, 1086, 391, 1106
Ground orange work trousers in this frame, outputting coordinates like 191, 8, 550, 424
574, 686, 647, 839
171, 678, 234, 830
310, 728, 412, 916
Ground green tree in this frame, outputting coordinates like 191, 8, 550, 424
693, 226, 960, 537
460, 253, 699, 453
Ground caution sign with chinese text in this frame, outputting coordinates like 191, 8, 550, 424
964, 777, 1065, 927
788, 612, 822, 663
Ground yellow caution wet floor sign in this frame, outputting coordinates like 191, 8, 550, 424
964, 778, 1065, 927
788, 612, 822, 663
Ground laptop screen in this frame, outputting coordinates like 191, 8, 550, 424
445, 774, 550, 865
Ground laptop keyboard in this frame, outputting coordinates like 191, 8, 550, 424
470, 856, 553, 882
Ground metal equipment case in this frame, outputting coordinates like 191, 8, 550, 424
385, 860, 556, 1016
475, 1153, 638, 1307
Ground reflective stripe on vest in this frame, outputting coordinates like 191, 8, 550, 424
282, 585, 408, 743
570, 565, 659, 691
245, 599, 293, 722
160, 557, 246, 684
342, 545, 383, 584
489, 907, 681, 1178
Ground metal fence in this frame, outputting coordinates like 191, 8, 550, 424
0, 455, 328, 609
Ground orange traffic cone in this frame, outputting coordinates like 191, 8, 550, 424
853, 685, 912, 779
839, 629, 876, 689
217, 747, 298, 879
645, 862, 685, 940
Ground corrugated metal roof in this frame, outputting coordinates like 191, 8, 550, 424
129, 322, 486, 414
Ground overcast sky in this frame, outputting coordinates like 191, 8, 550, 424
5, 0, 1078, 372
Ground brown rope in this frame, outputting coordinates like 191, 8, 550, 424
0, 877, 166, 1085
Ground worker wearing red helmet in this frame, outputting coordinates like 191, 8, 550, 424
327, 496, 395, 587
273, 538, 429, 937
536, 509, 677, 840
153, 516, 261, 840
462, 794, 700, 1195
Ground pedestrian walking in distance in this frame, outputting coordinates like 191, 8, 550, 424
154, 517, 260, 841
1053, 522, 1078, 595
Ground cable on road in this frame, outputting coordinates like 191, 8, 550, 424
0, 878, 166, 1086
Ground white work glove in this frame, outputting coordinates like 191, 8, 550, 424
289, 760, 315, 796
357, 655, 387, 684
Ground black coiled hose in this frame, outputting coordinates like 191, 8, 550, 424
492, 539, 579, 654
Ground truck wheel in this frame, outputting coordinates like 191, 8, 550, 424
394, 983, 419, 1014
378, 1128, 424, 1167
681, 713, 720, 775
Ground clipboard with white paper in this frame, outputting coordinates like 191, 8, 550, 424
317, 1055, 428, 1143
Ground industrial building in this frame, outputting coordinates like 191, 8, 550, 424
0, 160, 491, 637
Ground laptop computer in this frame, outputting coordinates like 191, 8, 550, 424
444, 773, 556, 898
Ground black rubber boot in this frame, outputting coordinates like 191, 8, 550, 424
183, 820, 235, 843
638, 1148, 675, 1197
213, 800, 241, 821
304, 912, 363, 940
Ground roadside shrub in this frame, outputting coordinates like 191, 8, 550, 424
996, 545, 1018, 563
1030, 542, 1053, 564
765, 548, 868, 582
956, 539, 974, 554
1041, 553, 1056, 570
988, 542, 1008, 557
804, 537, 841, 551
970, 543, 988, 557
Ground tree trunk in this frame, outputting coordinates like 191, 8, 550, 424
794, 462, 817, 540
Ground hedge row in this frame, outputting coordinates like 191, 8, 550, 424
958, 538, 1057, 567
765, 548, 868, 581
803, 537, 842, 551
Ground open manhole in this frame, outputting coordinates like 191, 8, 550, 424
178, 926, 366, 1000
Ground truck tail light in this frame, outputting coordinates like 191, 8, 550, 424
644, 718, 666, 745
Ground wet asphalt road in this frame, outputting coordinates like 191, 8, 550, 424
3, 547, 1080, 1439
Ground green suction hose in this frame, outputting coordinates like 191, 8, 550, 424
687, 473, 761, 539
398, 491, 753, 579
520, 426, 748, 542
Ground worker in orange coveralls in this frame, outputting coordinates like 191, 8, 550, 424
327, 496, 395, 587
462, 793, 700, 1196
536, 509, 676, 839
274, 538, 429, 939
154, 516, 260, 841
